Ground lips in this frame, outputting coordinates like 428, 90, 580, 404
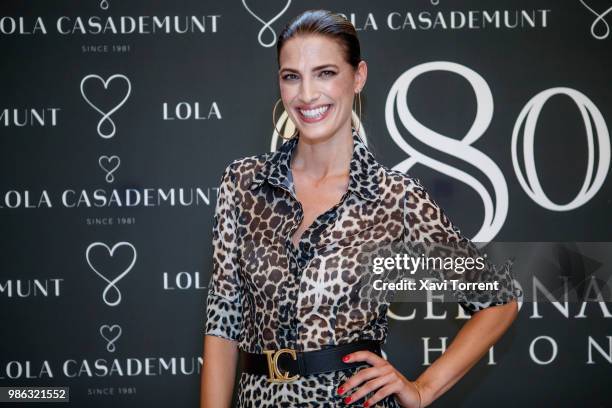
296, 104, 333, 123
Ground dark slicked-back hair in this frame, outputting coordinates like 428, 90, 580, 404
276, 10, 361, 70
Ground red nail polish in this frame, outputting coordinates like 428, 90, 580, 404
364, 401, 370, 407
344, 396, 352, 404
342, 355, 350, 362
337, 386, 344, 395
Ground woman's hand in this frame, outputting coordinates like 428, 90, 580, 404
336, 350, 423, 408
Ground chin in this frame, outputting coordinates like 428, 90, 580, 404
297, 124, 337, 141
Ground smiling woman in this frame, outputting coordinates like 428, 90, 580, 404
200, 9, 519, 408
275, 15, 364, 143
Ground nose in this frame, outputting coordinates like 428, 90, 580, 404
299, 76, 319, 103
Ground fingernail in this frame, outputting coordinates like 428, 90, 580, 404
344, 396, 352, 404
337, 386, 344, 395
364, 401, 370, 407
342, 355, 350, 362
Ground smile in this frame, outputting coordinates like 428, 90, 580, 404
297, 104, 332, 122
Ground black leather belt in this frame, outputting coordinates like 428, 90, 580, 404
240, 339, 382, 383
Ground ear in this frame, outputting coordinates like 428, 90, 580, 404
354, 60, 368, 92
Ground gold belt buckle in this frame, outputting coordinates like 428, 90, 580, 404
262, 348, 300, 383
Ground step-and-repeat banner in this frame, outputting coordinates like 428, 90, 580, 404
1, 1, 611, 407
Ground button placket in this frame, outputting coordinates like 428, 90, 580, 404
292, 191, 351, 350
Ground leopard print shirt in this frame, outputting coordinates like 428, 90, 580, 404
204, 127, 521, 407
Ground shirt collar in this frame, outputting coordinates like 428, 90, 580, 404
248, 127, 381, 202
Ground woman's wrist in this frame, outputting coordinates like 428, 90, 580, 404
410, 379, 422, 408
412, 378, 432, 408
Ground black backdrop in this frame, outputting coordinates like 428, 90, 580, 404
1, 1, 611, 407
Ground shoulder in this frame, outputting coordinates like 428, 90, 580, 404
377, 163, 426, 199
376, 164, 447, 227
381, 166, 459, 239
219, 151, 276, 189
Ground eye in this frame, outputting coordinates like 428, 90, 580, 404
320, 70, 336, 78
282, 73, 298, 81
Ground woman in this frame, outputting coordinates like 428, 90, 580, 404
200, 9, 520, 408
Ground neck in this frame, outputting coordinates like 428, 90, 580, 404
290, 126, 353, 181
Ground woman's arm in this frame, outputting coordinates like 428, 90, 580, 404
200, 335, 239, 408
415, 299, 519, 407
402, 177, 521, 406
337, 177, 522, 406
201, 162, 243, 407
339, 299, 518, 407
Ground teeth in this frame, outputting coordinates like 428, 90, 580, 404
299, 104, 330, 118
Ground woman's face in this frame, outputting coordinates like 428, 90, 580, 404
278, 34, 366, 141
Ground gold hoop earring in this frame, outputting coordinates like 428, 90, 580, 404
272, 98, 298, 140
352, 90, 362, 136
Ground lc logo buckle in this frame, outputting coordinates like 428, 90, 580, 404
262, 348, 300, 383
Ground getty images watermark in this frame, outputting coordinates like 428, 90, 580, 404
355, 241, 612, 306
238, 239, 612, 307
370, 250, 494, 291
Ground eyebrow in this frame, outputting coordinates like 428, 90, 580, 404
279, 64, 339, 74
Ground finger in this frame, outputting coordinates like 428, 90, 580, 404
344, 372, 395, 405
338, 365, 392, 394
364, 380, 404, 407
342, 350, 386, 367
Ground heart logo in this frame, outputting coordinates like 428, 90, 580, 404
86, 241, 137, 307
241, 0, 291, 47
99, 324, 122, 353
80, 74, 132, 139
98, 155, 121, 183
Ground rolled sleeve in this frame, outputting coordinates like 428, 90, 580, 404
204, 161, 243, 341
403, 177, 522, 316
